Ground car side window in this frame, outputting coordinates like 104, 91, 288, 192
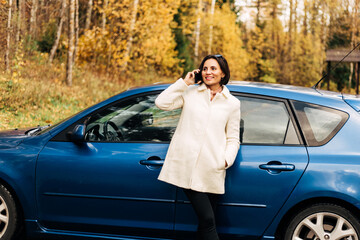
236, 96, 300, 145
292, 101, 348, 146
84, 94, 181, 142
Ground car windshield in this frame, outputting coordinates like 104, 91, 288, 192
31, 116, 72, 136
32, 107, 91, 136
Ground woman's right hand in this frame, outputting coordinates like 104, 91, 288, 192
184, 69, 200, 86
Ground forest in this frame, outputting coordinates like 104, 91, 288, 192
0, 0, 359, 130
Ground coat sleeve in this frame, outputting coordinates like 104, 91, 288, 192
224, 100, 241, 169
155, 78, 188, 111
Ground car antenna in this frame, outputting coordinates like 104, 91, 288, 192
312, 42, 360, 90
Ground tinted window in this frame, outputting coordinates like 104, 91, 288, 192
292, 101, 348, 146
84, 94, 181, 142
236, 96, 300, 145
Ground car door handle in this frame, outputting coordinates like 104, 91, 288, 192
140, 160, 164, 166
259, 161, 295, 173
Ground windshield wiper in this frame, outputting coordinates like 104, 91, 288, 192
26, 125, 51, 136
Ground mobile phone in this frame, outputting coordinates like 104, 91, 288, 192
194, 72, 202, 83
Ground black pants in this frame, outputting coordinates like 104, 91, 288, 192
183, 188, 220, 240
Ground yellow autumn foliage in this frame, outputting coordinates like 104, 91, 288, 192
77, 0, 182, 76
198, 4, 248, 80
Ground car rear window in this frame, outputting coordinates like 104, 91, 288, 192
292, 101, 348, 146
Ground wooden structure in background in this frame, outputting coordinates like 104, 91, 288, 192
326, 49, 360, 94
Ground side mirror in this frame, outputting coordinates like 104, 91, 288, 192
67, 124, 85, 143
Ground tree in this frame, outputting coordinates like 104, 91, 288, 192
208, 0, 215, 54
15, 0, 23, 53
49, 0, 66, 63
286, 0, 297, 74
326, 1, 353, 91
121, 0, 139, 71
199, 2, 248, 79
102, 0, 108, 32
130, 0, 182, 75
29, 0, 38, 38
77, 0, 182, 76
262, 0, 283, 83
66, 0, 76, 86
246, 25, 266, 81
74, 0, 79, 64
269, 0, 282, 53
217, 4, 248, 80
5, 0, 13, 71
194, 0, 202, 64
85, 0, 93, 30
349, 0, 359, 88
172, 0, 198, 73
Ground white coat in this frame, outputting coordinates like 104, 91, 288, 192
155, 79, 240, 194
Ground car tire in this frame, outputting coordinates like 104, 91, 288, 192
0, 184, 21, 240
284, 203, 360, 240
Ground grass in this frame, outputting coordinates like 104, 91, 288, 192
0, 52, 172, 130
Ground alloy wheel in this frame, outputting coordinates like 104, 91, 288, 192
0, 195, 9, 237
293, 212, 358, 240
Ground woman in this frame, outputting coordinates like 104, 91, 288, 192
155, 54, 240, 240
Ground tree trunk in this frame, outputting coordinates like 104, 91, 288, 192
102, 0, 108, 32
29, 0, 38, 38
15, 0, 22, 53
288, 0, 293, 48
208, 0, 215, 54
349, 62, 354, 89
85, 0, 93, 30
270, 0, 279, 58
49, 0, 67, 64
349, 0, 358, 89
121, 0, 139, 71
352, 0, 358, 46
320, 1, 326, 46
256, 0, 261, 24
287, 0, 294, 69
73, 0, 79, 64
5, 0, 13, 71
293, 0, 298, 45
194, 0, 202, 63
356, 0, 359, 41
356, 62, 359, 95
66, 0, 75, 86
270, 0, 276, 43
303, 0, 308, 36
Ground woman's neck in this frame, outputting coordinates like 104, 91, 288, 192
207, 84, 222, 93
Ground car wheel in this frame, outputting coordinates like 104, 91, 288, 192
284, 203, 360, 240
0, 184, 21, 240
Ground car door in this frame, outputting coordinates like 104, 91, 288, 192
174, 94, 309, 240
36, 93, 181, 239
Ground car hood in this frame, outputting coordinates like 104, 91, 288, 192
0, 128, 31, 149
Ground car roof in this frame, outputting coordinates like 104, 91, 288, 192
228, 80, 342, 99
128, 80, 344, 103
121, 80, 360, 112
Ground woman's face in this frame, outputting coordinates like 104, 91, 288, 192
201, 58, 225, 88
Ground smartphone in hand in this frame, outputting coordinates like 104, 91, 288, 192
194, 72, 202, 83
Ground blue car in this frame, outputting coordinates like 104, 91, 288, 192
1, 81, 360, 240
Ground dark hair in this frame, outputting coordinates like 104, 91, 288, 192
198, 54, 230, 85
